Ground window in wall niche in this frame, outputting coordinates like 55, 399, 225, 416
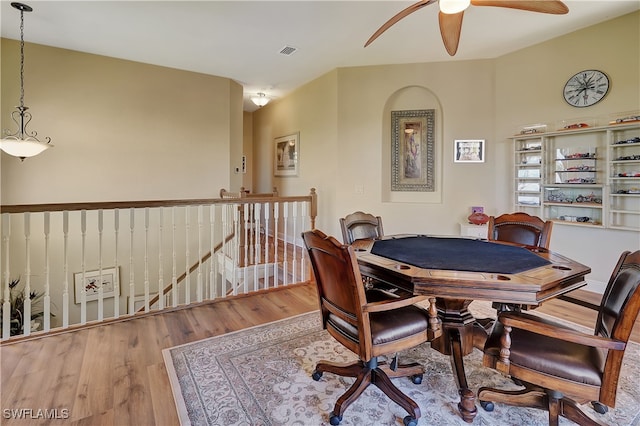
391, 109, 435, 191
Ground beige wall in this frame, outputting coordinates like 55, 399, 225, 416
494, 11, 640, 287
252, 11, 640, 289
1, 39, 242, 204
252, 70, 339, 232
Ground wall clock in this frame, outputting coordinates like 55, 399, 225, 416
563, 70, 609, 107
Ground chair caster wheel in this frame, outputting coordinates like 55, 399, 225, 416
480, 401, 494, 412
403, 415, 418, 426
592, 401, 608, 414
411, 374, 423, 385
311, 371, 323, 381
329, 413, 342, 425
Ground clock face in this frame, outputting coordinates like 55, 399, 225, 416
563, 70, 609, 107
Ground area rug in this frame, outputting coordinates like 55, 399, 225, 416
163, 302, 640, 426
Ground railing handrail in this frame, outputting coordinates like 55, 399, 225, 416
1, 190, 317, 214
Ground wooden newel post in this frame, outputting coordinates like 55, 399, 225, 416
309, 188, 317, 230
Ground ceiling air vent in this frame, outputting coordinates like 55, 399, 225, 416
279, 45, 297, 56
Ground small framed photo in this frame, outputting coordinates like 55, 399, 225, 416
274, 132, 300, 176
454, 140, 485, 163
74, 267, 120, 303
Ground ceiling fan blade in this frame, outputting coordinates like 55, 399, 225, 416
471, 0, 568, 15
365, 0, 438, 47
439, 11, 464, 56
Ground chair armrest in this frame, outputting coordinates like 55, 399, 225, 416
363, 295, 430, 313
498, 312, 626, 351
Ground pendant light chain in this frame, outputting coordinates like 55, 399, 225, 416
19, 7, 26, 110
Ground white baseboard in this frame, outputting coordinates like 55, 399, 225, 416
583, 278, 607, 295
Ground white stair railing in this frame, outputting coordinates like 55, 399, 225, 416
0, 189, 317, 341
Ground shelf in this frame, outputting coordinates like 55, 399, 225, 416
544, 202, 603, 209
511, 121, 640, 230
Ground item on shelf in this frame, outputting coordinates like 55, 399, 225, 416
617, 172, 640, 177
467, 211, 489, 225
615, 154, 640, 161
560, 122, 589, 130
575, 193, 602, 204
615, 188, 640, 194
515, 123, 547, 136
547, 191, 573, 203
565, 164, 594, 171
565, 177, 596, 184
564, 152, 595, 159
609, 115, 640, 125
613, 137, 640, 145
521, 145, 542, 151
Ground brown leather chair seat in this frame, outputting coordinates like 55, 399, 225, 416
485, 319, 604, 386
328, 307, 431, 346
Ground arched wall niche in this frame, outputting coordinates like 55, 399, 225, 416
381, 85, 443, 203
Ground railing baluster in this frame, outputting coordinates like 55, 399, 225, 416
128, 208, 135, 315
263, 202, 270, 288
300, 201, 308, 281
80, 210, 87, 325
209, 204, 216, 300
144, 208, 150, 312
185, 206, 191, 305
113, 209, 120, 318
158, 208, 164, 310
2, 213, 11, 339
44, 212, 51, 331
62, 211, 69, 328
274, 202, 280, 288
171, 206, 178, 307
97, 210, 104, 321
197, 205, 203, 303
292, 201, 298, 284
282, 202, 289, 286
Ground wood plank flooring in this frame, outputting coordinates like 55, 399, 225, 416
1, 283, 638, 425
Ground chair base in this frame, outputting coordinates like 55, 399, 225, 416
312, 357, 423, 425
478, 381, 606, 426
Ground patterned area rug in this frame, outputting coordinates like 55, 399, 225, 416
163, 302, 640, 425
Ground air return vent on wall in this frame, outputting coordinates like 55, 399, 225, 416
279, 45, 297, 56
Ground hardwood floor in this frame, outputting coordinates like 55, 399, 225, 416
0, 283, 319, 426
1, 284, 638, 425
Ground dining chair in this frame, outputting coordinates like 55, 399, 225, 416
487, 211, 553, 249
302, 229, 441, 426
339, 211, 384, 244
478, 249, 640, 426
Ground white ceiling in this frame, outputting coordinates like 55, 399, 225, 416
1, 1, 638, 112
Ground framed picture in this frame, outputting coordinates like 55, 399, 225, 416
454, 139, 485, 163
74, 267, 120, 303
274, 132, 300, 176
391, 110, 435, 191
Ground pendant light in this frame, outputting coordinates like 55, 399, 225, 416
0, 2, 53, 160
251, 93, 270, 107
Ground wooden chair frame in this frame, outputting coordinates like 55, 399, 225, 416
479, 250, 640, 426
339, 211, 384, 245
487, 212, 553, 249
302, 229, 440, 426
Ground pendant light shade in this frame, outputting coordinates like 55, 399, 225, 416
251, 93, 270, 107
0, 2, 53, 160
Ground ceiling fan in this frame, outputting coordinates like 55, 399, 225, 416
365, 0, 569, 56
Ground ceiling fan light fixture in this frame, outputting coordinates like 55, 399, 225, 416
439, 0, 470, 14
251, 92, 270, 107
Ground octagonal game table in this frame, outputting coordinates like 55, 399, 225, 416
353, 234, 590, 423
